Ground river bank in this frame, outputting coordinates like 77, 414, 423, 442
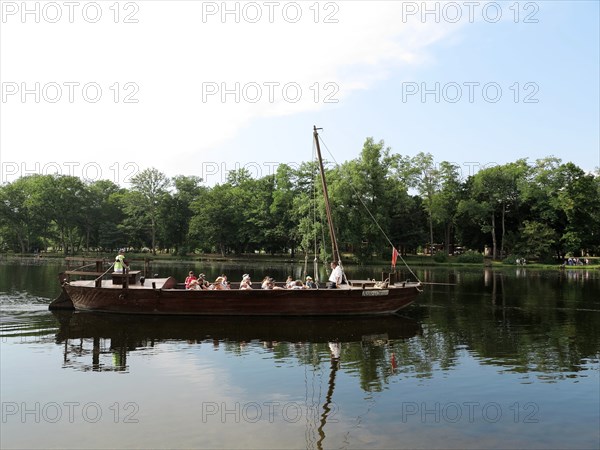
2, 252, 599, 270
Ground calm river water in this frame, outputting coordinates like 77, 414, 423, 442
1, 259, 599, 449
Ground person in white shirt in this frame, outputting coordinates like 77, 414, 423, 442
240, 274, 253, 290
328, 261, 343, 289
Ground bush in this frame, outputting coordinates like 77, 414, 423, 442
176, 246, 189, 257
433, 251, 449, 263
456, 250, 484, 263
503, 254, 519, 265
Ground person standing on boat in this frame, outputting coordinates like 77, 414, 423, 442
114, 249, 129, 273
327, 261, 343, 289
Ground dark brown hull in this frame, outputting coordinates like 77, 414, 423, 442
63, 280, 421, 316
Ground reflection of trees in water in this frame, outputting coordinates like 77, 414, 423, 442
390, 327, 461, 378
418, 269, 600, 377
216, 335, 448, 391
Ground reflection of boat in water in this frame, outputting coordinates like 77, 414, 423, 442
50, 127, 422, 316
53, 311, 420, 449
52, 311, 420, 373
53, 311, 421, 345
52, 310, 421, 372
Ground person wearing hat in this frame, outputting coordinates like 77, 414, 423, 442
189, 273, 209, 290
210, 276, 227, 290
185, 271, 197, 289
114, 249, 129, 273
305, 276, 318, 289
196, 273, 209, 290
240, 274, 252, 290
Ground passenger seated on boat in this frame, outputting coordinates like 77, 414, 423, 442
327, 261, 343, 289
191, 273, 209, 290
285, 276, 294, 289
240, 274, 252, 290
261, 276, 273, 289
185, 271, 197, 289
261, 277, 284, 290
209, 276, 227, 290
305, 276, 318, 289
292, 280, 304, 289
220, 274, 231, 289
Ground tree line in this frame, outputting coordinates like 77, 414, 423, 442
1, 138, 599, 261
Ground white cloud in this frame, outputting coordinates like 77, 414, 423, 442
1, 1, 466, 184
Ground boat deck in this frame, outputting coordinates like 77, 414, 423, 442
69, 278, 173, 289
68, 278, 420, 291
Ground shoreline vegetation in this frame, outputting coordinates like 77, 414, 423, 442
3, 252, 599, 270
1, 143, 599, 266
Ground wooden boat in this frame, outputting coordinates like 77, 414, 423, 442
50, 127, 422, 315
54, 275, 420, 315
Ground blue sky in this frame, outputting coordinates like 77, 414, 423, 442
1, 1, 598, 186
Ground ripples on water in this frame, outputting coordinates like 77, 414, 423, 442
0, 291, 55, 340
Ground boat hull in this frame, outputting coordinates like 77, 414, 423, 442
63, 280, 420, 316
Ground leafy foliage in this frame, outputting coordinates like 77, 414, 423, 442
1, 142, 598, 260
433, 251, 449, 263
455, 251, 484, 263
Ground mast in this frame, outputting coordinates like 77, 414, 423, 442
313, 126, 341, 265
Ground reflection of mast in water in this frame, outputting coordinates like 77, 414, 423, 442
316, 342, 340, 450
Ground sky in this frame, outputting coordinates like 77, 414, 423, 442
1, 1, 598, 187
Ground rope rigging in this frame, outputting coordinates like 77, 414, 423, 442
315, 131, 422, 284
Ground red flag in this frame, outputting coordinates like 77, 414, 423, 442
391, 247, 399, 268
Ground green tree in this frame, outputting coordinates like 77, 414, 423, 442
189, 182, 241, 255
515, 220, 558, 260
36, 175, 87, 255
0, 176, 48, 253
398, 152, 441, 256
522, 159, 600, 258
468, 162, 528, 259
80, 180, 124, 251
159, 175, 204, 254
330, 138, 398, 260
90, 180, 126, 251
269, 165, 297, 255
433, 161, 462, 255
289, 161, 327, 262
126, 168, 171, 254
